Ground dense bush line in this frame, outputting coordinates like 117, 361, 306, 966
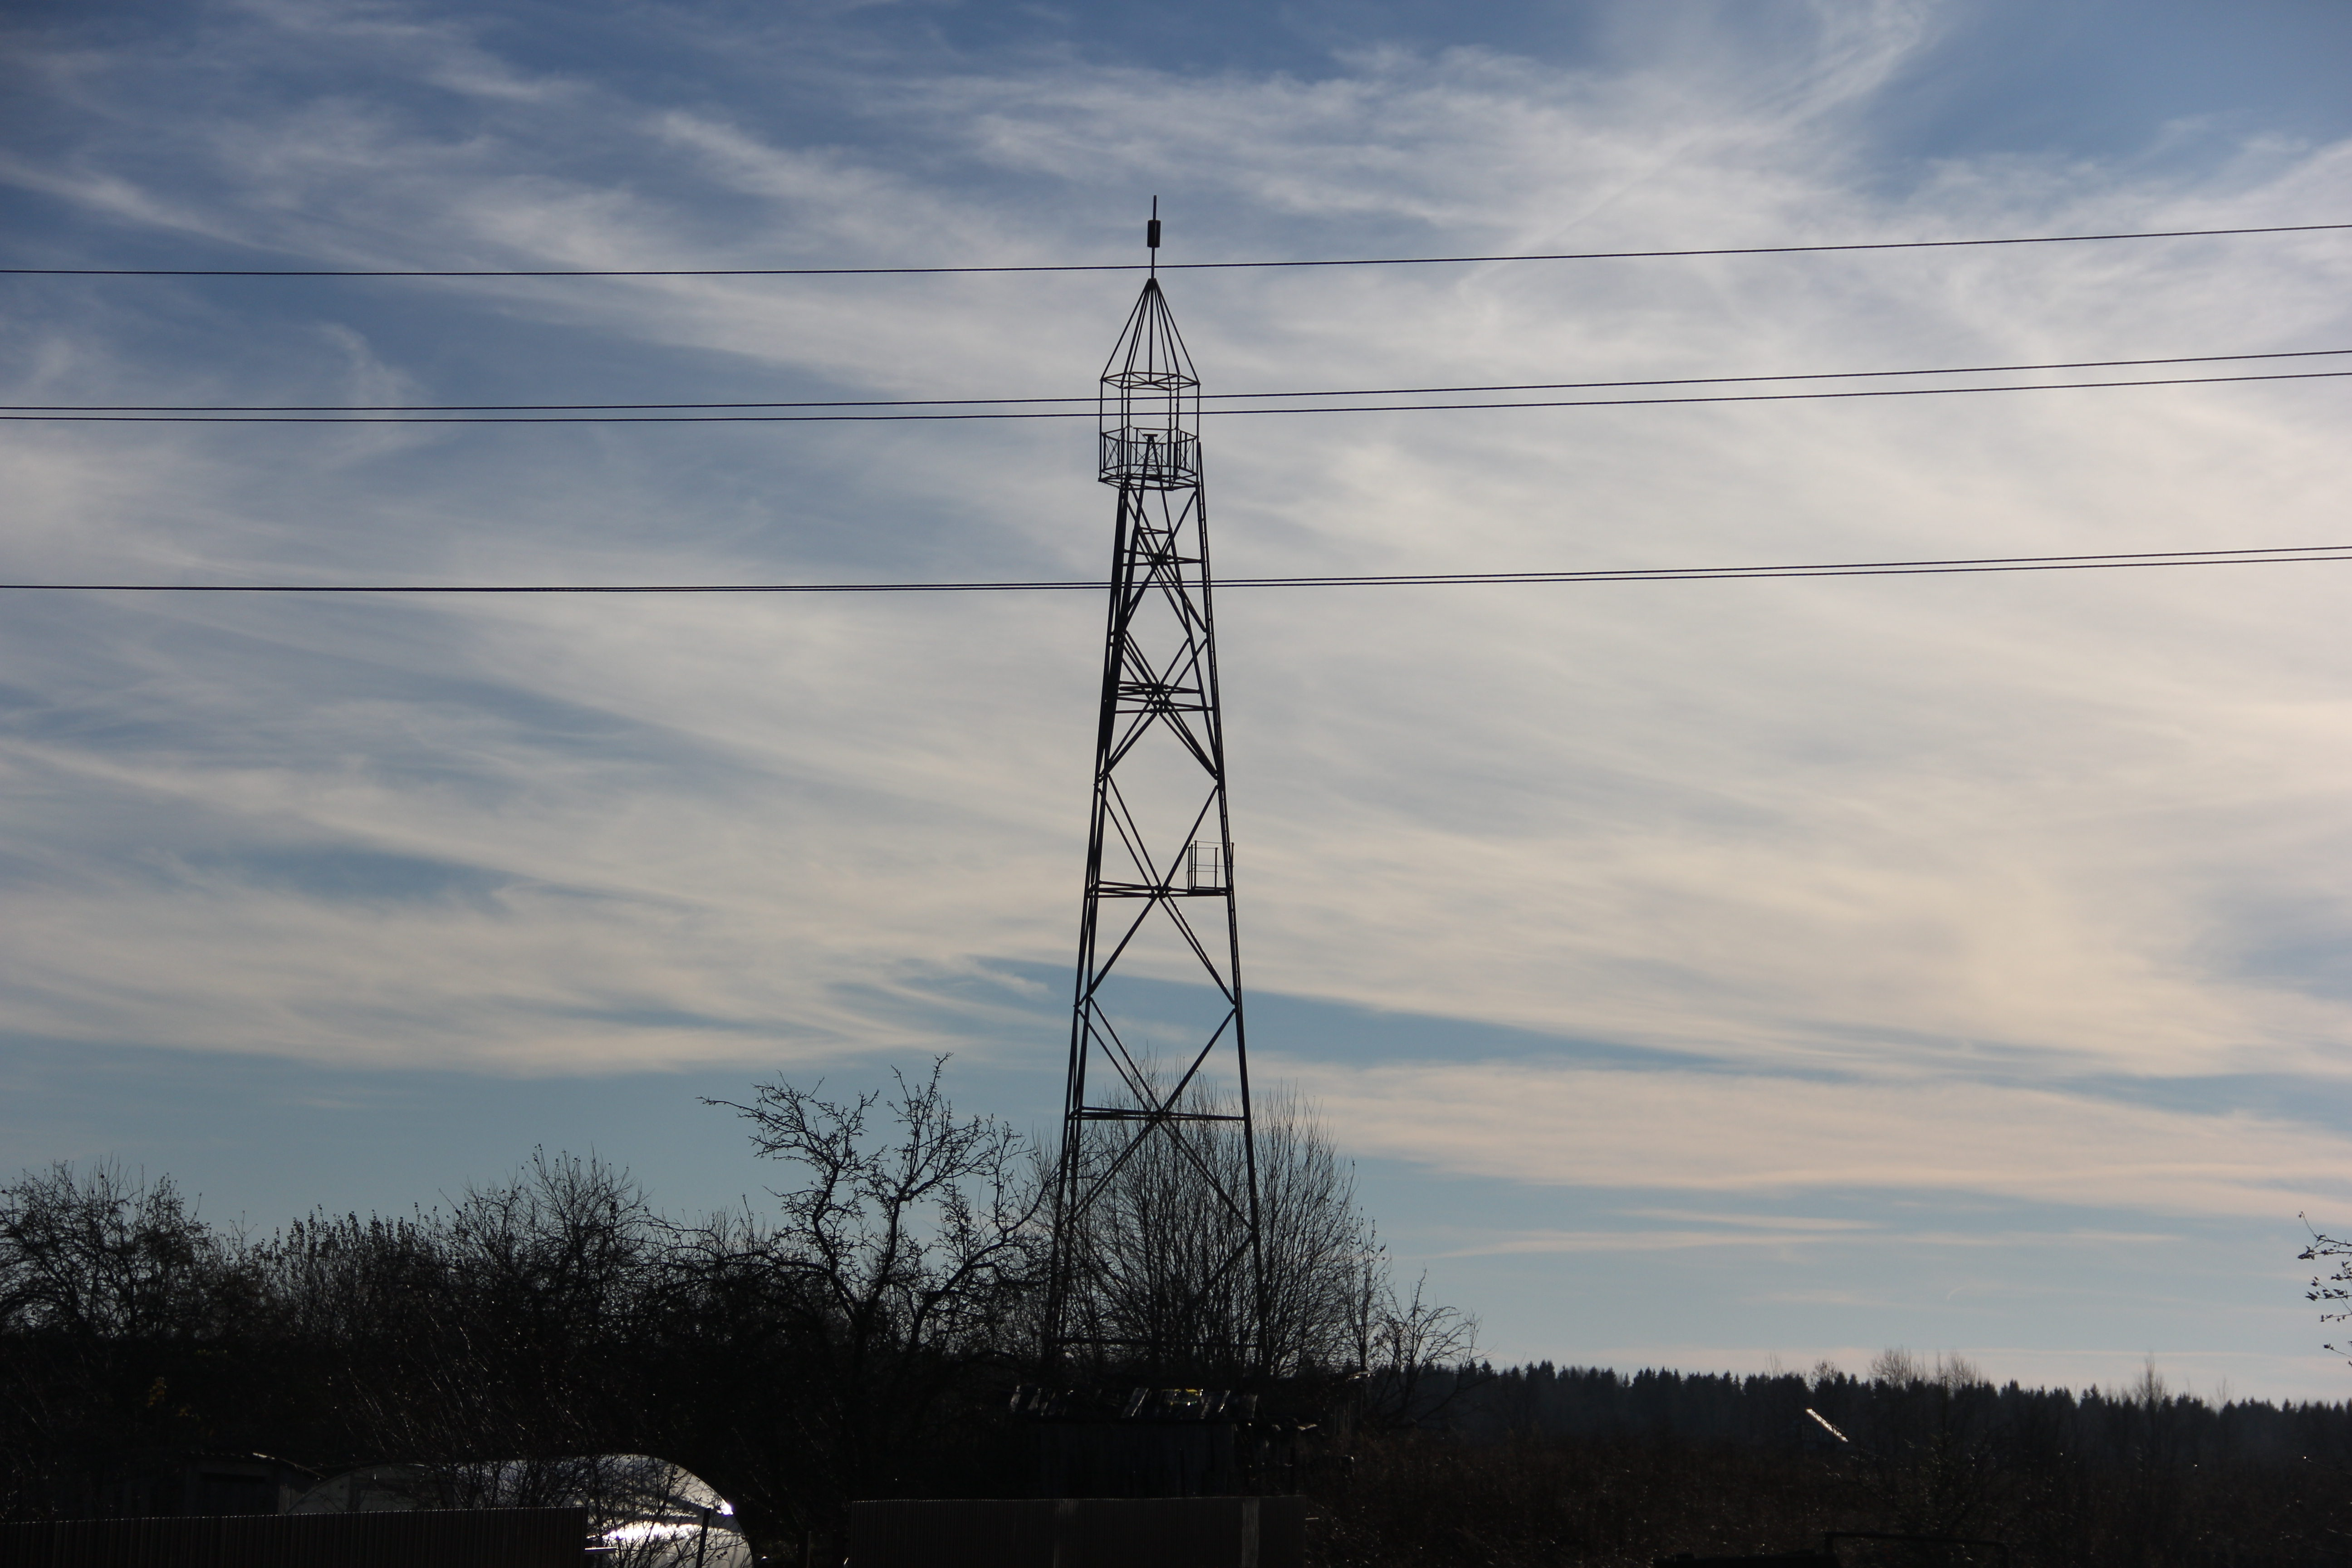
0, 1062, 1452, 1551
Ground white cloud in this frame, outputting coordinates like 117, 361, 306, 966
1287, 1057, 2352, 1217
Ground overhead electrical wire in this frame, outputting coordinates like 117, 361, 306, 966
5, 220, 2346, 279
14, 347, 2352, 416
10, 366, 2348, 421
5, 544, 2346, 594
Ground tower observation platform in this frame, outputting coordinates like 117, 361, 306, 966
1098, 279, 1202, 489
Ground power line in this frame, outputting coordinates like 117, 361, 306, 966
10, 368, 2347, 422
13, 347, 2350, 414
6, 544, 2345, 593
5, 220, 2345, 279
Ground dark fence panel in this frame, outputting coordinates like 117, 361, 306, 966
850, 1496, 1308, 1568
0, 1506, 588, 1568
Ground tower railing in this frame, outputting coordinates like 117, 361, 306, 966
1098, 426, 1201, 487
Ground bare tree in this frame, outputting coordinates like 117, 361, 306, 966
220, 1150, 665, 1485
0, 1163, 230, 1343
1055, 1081, 1381, 1381
1347, 1267, 1480, 1430
0, 1162, 255, 1518
2301, 1218, 2352, 1364
1053, 1078, 1261, 1381
704, 1056, 1046, 1504
1852, 1351, 2001, 1541
1058, 1079, 1457, 1388
1255, 1088, 1391, 1377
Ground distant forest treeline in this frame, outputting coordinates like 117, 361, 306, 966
1430, 1359, 2352, 1467
7, 1063, 2352, 1566
1336, 1357, 2352, 1568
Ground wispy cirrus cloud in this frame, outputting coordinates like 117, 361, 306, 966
5, 0, 2350, 1085
6, 0, 2352, 1394
1289, 1058, 2352, 1217
1431, 1223, 2177, 1259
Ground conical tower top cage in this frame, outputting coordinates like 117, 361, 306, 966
1098, 279, 1201, 491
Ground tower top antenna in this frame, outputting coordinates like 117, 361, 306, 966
1147, 196, 1161, 277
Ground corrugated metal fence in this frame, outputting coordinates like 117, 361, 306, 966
850, 1496, 1309, 1568
0, 1506, 588, 1568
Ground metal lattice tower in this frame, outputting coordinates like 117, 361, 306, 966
1044, 207, 1264, 1380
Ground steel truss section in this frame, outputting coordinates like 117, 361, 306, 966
1043, 261, 1264, 1379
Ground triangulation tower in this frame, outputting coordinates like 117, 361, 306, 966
1043, 207, 1264, 1380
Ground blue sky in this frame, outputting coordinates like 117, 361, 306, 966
5, 0, 2352, 1400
